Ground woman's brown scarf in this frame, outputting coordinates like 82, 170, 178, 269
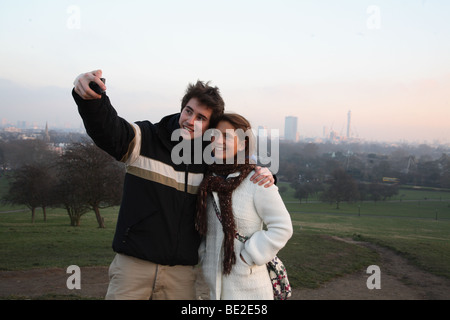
196, 162, 255, 275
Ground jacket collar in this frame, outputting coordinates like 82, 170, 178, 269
156, 113, 181, 150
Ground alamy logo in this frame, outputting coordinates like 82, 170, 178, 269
366, 265, 381, 289
170, 125, 280, 174
66, 265, 81, 290
366, 5, 381, 30
66, 5, 81, 30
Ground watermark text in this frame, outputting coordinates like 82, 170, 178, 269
66, 265, 81, 290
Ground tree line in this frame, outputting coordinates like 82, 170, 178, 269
0, 139, 124, 227
2, 138, 450, 224
276, 141, 450, 208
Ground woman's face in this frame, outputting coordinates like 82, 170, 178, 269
212, 120, 245, 161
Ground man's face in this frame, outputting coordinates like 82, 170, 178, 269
179, 98, 213, 139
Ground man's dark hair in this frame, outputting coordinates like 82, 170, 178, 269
181, 80, 225, 128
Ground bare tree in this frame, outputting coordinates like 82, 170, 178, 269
56, 141, 124, 227
321, 168, 360, 209
3, 164, 55, 223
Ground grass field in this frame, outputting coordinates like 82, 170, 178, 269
1, 177, 450, 295
277, 181, 450, 283
0, 207, 117, 270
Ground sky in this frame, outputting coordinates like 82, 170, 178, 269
1, 0, 449, 143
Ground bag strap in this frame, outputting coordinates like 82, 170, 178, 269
210, 192, 223, 223
210, 193, 249, 243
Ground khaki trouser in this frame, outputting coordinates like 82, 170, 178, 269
105, 253, 197, 300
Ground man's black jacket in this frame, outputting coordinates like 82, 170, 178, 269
73, 90, 206, 266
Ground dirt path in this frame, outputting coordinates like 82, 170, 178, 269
292, 238, 450, 300
1, 239, 449, 300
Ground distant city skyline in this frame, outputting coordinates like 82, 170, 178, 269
3, 110, 449, 147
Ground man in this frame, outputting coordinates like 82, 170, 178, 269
72, 70, 274, 300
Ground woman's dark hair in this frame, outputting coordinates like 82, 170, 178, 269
219, 113, 255, 160
181, 80, 225, 128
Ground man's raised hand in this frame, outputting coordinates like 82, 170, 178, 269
73, 69, 106, 100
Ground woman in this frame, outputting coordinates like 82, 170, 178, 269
196, 113, 293, 300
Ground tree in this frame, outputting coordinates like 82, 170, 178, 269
368, 183, 383, 203
439, 154, 450, 188
321, 168, 359, 209
292, 180, 323, 204
292, 182, 310, 204
372, 160, 392, 182
0, 142, 5, 173
56, 142, 124, 227
416, 160, 441, 187
54, 175, 90, 226
3, 164, 55, 223
1, 139, 56, 170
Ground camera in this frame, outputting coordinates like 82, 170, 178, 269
89, 78, 106, 95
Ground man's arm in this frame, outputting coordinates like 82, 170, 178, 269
72, 70, 135, 161
250, 166, 276, 188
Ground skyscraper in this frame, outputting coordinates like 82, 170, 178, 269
347, 110, 352, 139
284, 116, 298, 142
